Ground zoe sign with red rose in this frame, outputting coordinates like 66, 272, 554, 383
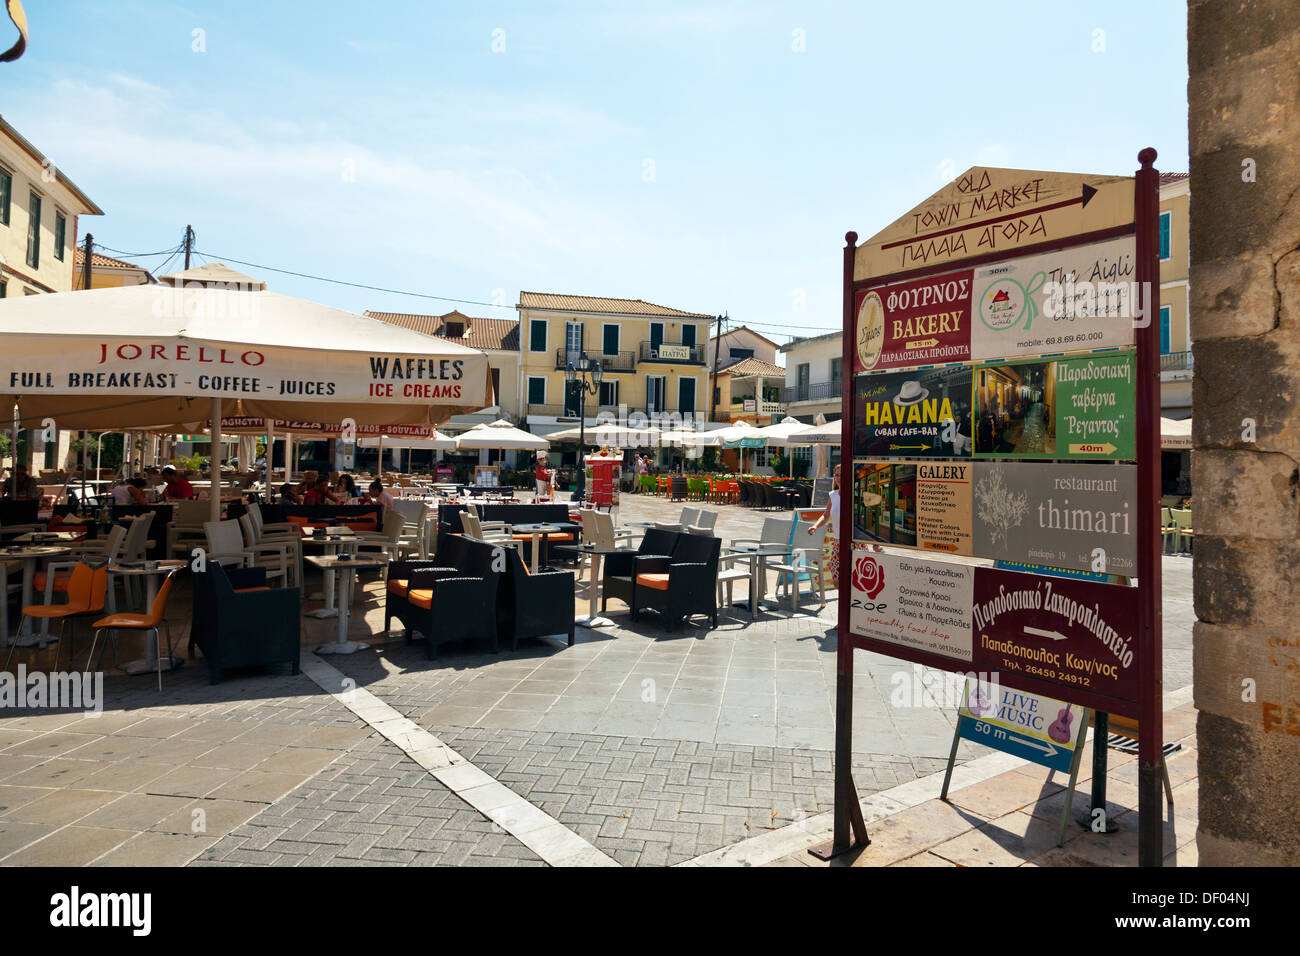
848, 546, 975, 662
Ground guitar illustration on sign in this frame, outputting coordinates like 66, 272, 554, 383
1048, 706, 1075, 743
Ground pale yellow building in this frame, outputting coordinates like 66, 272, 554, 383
1158, 172, 1191, 418
516, 292, 715, 441
0, 114, 103, 297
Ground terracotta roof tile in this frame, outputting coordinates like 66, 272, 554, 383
1159, 172, 1189, 187
73, 248, 145, 271
366, 310, 519, 351
718, 356, 785, 378
518, 291, 712, 318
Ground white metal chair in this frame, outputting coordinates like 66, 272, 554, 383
236, 513, 293, 586
769, 520, 829, 611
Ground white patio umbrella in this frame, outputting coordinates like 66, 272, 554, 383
752, 416, 814, 476
788, 419, 844, 443
1160, 416, 1192, 449
546, 422, 658, 448
0, 282, 490, 521
359, 431, 455, 474
454, 419, 549, 451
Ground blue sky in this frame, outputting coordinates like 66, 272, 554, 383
4, 0, 1188, 344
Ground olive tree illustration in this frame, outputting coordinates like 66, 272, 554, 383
975, 468, 1028, 548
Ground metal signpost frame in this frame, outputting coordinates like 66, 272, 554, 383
817, 152, 1164, 865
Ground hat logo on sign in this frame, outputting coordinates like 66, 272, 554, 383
853, 554, 885, 600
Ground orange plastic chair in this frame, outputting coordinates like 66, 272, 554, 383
7, 561, 109, 673
89, 570, 178, 690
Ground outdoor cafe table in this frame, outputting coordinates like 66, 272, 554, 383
106, 559, 187, 675
300, 528, 358, 618
305, 553, 385, 655
13, 530, 87, 545
511, 522, 577, 575
1, 544, 71, 644
552, 543, 628, 628
721, 543, 791, 616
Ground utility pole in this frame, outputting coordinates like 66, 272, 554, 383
183, 224, 194, 269
81, 233, 92, 290
708, 312, 726, 425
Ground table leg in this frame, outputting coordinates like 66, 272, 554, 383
307, 543, 340, 619
576, 552, 613, 628
531, 533, 541, 575
315, 568, 369, 654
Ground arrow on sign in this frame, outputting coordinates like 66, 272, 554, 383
1069, 442, 1118, 455
906, 338, 940, 349
1024, 626, 1067, 641
882, 184, 1102, 251
1008, 734, 1059, 758
889, 444, 932, 451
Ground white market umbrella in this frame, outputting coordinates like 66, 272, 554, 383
1160, 416, 1192, 449
752, 417, 814, 476
455, 419, 548, 451
789, 419, 844, 444
0, 282, 490, 521
546, 422, 658, 448
360, 431, 455, 474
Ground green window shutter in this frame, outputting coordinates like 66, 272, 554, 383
0, 168, 10, 226
26, 192, 41, 269
54, 212, 65, 261
530, 320, 547, 352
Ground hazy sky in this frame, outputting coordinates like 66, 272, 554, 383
4, 1, 1189, 344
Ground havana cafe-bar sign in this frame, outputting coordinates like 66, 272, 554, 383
824, 157, 1165, 866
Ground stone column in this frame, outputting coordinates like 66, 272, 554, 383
1190, 0, 1300, 865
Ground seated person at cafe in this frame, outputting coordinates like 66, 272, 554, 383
161, 466, 195, 500
337, 474, 360, 499
111, 477, 150, 506
296, 470, 319, 502
278, 482, 300, 505
367, 479, 395, 512
3, 464, 40, 499
302, 476, 339, 506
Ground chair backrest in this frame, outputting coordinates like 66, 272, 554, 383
392, 498, 424, 525
679, 506, 699, 527
64, 561, 95, 611
591, 511, 617, 551
99, 524, 128, 562
175, 499, 209, 526
694, 510, 717, 532
673, 531, 721, 571
639, 527, 679, 557
247, 505, 265, 536
123, 512, 154, 561
461, 511, 482, 537
88, 564, 110, 613
382, 509, 405, 541
793, 519, 828, 552
146, 570, 177, 625
238, 512, 259, 546
759, 517, 795, 547
579, 511, 597, 548
1171, 509, 1192, 531
205, 519, 246, 555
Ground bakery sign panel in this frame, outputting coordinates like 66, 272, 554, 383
855, 234, 1137, 373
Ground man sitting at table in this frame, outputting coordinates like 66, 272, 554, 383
278, 482, 301, 505
302, 476, 338, 506
111, 477, 150, 506
161, 466, 195, 500
2, 464, 39, 499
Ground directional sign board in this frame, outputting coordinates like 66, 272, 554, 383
854, 167, 1134, 281
957, 680, 1085, 774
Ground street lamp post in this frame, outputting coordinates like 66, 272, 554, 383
564, 353, 603, 502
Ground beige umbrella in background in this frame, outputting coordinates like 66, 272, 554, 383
0, 280, 490, 522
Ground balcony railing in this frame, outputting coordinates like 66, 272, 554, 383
728, 399, 787, 417
1160, 350, 1193, 372
553, 349, 637, 372
782, 380, 842, 403
638, 341, 706, 365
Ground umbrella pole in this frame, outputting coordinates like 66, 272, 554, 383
265, 418, 274, 496
210, 398, 222, 525
10, 403, 17, 499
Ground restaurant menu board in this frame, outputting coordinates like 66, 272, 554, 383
853, 367, 972, 459
847, 546, 975, 663
852, 460, 1136, 575
854, 235, 1137, 374
973, 352, 1135, 460
847, 552, 1140, 716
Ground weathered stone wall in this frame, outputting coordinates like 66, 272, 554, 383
1189, 0, 1300, 865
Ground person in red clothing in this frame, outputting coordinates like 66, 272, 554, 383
534, 454, 552, 500
161, 466, 195, 500
302, 477, 338, 506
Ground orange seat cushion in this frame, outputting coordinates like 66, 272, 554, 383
234, 586, 270, 593
386, 578, 409, 596
407, 588, 433, 609
511, 533, 574, 542
23, 604, 87, 619
93, 613, 156, 628
33, 570, 72, 592
636, 572, 670, 591
344, 521, 376, 533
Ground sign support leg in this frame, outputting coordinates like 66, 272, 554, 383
1058, 708, 1093, 846
1081, 711, 1118, 832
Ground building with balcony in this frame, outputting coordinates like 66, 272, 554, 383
710, 356, 787, 425
779, 330, 844, 425
516, 292, 715, 446
73, 247, 153, 289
